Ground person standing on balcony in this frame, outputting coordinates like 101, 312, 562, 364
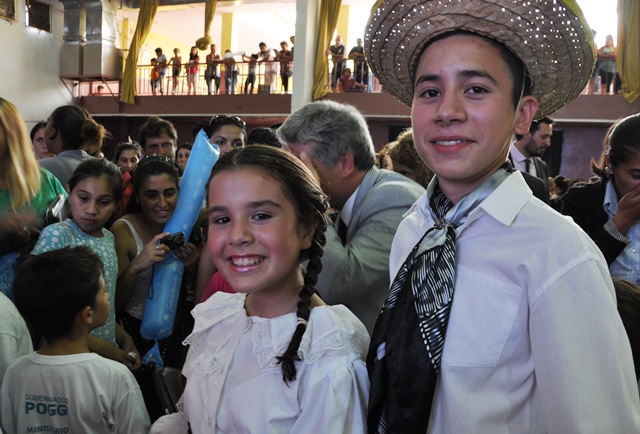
257, 42, 277, 93
276, 41, 293, 93
598, 35, 617, 95
205, 44, 221, 95
349, 38, 369, 89
242, 54, 258, 94
155, 48, 168, 95
222, 50, 238, 95
186, 46, 200, 96
169, 48, 181, 95
327, 35, 346, 91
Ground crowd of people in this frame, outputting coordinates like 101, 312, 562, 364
139, 35, 374, 96
2, 0, 640, 433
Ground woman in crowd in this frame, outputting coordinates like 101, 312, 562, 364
40, 105, 110, 187
111, 155, 200, 420
113, 142, 142, 174
176, 142, 192, 175
0, 98, 67, 297
30, 121, 52, 160
384, 129, 434, 189
561, 113, 640, 283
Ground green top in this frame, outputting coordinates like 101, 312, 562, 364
0, 168, 67, 219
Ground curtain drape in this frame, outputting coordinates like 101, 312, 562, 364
617, 0, 640, 103
196, 0, 217, 50
120, 0, 160, 105
312, 0, 342, 100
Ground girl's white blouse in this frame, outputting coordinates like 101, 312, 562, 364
151, 292, 371, 434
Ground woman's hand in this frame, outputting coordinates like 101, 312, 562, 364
130, 232, 171, 272
0, 211, 39, 238
174, 242, 201, 268
614, 184, 640, 236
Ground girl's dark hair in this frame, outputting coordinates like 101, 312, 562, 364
113, 141, 142, 162
591, 113, 640, 178
125, 155, 179, 215
14, 245, 104, 341
49, 105, 111, 154
207, 146, 328, 384
30, 121, 47, 142
68, 158, 124, 204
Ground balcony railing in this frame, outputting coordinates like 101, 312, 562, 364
134, 58, 382, 96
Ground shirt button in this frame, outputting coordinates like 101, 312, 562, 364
208, 417, 213, 426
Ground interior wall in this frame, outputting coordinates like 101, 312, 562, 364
0, 0, 72, 126
558, 126, 609, 182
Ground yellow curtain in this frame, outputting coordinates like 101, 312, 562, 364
120, 0, 160, 105
196, 0, 217, 50
312, 0, 342, 100
617, 0, 640, 103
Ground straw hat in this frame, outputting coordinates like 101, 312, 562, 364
365, 0, 595, 119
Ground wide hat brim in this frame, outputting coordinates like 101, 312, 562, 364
365, 0, 596, 119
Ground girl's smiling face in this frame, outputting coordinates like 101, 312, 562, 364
69, 176, 118, 237
207, 167, 313, 301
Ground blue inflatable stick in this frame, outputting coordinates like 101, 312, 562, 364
141, 129, 219, 367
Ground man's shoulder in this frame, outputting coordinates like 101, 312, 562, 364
360, 168, 425, 207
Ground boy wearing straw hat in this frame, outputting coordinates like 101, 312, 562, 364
365, 1, 640, 433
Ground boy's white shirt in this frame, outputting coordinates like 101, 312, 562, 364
388, 171, 640, 433
0, 352, 150, 434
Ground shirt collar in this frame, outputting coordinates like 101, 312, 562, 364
408, 171, 531, 229
338, 184, 360, 227
510, 144, 528, 164
603, 178, 619, 217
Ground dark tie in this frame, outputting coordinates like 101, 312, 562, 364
368, 190, 456, 434
524, 158, 531, 174
338, 217, 348, 245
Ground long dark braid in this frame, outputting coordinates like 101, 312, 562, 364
207, 145, 329, 385
277, 214, 327, 384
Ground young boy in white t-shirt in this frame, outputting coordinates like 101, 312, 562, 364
0, 245, 150, 434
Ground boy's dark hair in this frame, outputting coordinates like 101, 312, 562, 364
207, 146, 328, 384
13, 246, 104, 342
613, 277, 640, 380
151, 58, 157, 63
68, 157, 124, 204
138, 116, 177, 150
417, 30, 532, 110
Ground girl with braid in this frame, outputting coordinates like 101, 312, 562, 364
151, 146, 370, 433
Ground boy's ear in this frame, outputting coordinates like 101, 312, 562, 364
513, 95, 539, 137
78, 306, 94, 325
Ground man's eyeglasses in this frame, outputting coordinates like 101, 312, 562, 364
208, 115, 246, 129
